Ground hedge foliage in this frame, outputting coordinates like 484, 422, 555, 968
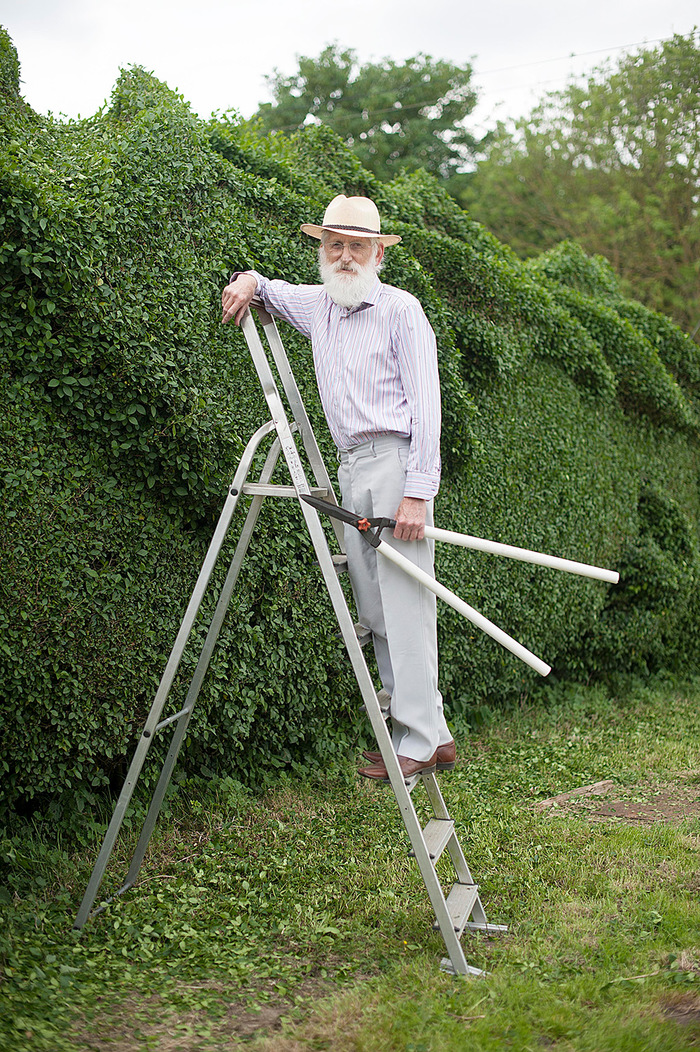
2, 30, 700, 826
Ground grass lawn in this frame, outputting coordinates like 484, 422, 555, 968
1, 674, 699, 1051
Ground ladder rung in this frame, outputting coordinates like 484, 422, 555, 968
377, 688, 391, 712
155, 707, 191, 732
434, 883, 480, 935
333, 554, 348, 574
466, 921, 509, 934
355, 624, 372, 646
241, 484, 329, 498
416, 818, 454, 861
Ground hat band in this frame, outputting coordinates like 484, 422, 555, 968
323, 223, 381, 235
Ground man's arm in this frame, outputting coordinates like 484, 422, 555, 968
394, 299, 442, 505
222, 271, 318, 337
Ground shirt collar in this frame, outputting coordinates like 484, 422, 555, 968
360, 276, 383, 308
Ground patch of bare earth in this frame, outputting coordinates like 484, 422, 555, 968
657, 991, 700, 1031
535, 770, 700, 825
69, 963, 379, 1052
69, 977, 336, 1051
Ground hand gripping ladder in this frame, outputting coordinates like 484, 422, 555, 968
74, 299, 506, 975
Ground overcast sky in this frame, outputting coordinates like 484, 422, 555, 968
3, 1, 698, 133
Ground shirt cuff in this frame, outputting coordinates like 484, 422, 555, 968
230, 269, 262, 289
404, 471, 440, 501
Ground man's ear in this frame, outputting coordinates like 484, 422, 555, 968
375, 243, 385, 266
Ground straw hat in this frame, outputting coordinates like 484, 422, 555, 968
301, 194, 401, 247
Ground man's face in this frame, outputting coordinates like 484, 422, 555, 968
321, 236, 383, 273
319, 235, 385, 308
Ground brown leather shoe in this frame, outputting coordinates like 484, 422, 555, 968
358, 750, 438, 781
362, 740, 457, 771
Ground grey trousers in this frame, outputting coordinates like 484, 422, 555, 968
337, 434, 452, 761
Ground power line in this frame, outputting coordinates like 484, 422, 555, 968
471, 36, 670, 78
251, 32, 698, 136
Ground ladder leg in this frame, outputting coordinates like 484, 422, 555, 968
121, 705, 195, 891
73, 727, 158, 928
74, 423, 278, 927
120, 455, 284, 890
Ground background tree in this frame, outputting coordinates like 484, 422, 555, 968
253, 44, 480, 185
463, 31, 700, 338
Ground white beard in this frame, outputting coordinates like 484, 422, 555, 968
318, 255, 380, 308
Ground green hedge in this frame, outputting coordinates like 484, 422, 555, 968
2, 31, 700, 826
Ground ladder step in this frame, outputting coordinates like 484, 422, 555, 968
336, 621, 372, 646
356, 623, 372, 646
377, 688, 391, 713
241, 483, 329, 498
333, 554, 348, 575
434, 882, 480, 935
411, 818, 454, 861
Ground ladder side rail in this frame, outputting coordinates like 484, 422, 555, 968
240, 316, 477, 975
242, 311, 423, 804
249, 306, 345, 550
422, 772, 477, 886
74, 421, 277, 928
291, 474, 474, 974
422, 771, 451, 820
386, 769, 472, 974
118, 436, 287, 893
252, 304, 335, 486
405, 816, 471, 974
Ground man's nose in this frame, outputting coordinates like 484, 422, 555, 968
340, 244, 353, 263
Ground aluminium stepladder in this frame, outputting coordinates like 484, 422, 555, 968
74, 298, 506, 974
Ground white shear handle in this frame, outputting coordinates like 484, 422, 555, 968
423, 526, 620, 585
375, 539, 551, 678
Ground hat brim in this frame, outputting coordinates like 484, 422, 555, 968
300, 223, 401, 247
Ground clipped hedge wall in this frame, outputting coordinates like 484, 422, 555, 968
2, 30, 700, 824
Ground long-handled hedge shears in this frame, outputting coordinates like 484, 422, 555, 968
301, 494, 619, 679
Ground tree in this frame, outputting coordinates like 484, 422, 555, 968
253, 44, 480, 183
464, 31, 700, 338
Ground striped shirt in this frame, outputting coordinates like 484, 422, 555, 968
249, 271, 442, 500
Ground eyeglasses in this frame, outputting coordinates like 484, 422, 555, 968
322, 239, 375, 258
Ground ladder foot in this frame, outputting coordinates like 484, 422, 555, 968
440, 957, 488, 977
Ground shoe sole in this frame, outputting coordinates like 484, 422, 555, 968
382, 763, 437, 783
362, 752, 456, 772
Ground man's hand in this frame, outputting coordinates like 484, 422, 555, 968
221, 273, 257, 325
393, 497, 427, 542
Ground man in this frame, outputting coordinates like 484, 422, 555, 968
221, 194, 456, 780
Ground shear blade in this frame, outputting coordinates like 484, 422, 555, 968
300, 493, 362, 527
